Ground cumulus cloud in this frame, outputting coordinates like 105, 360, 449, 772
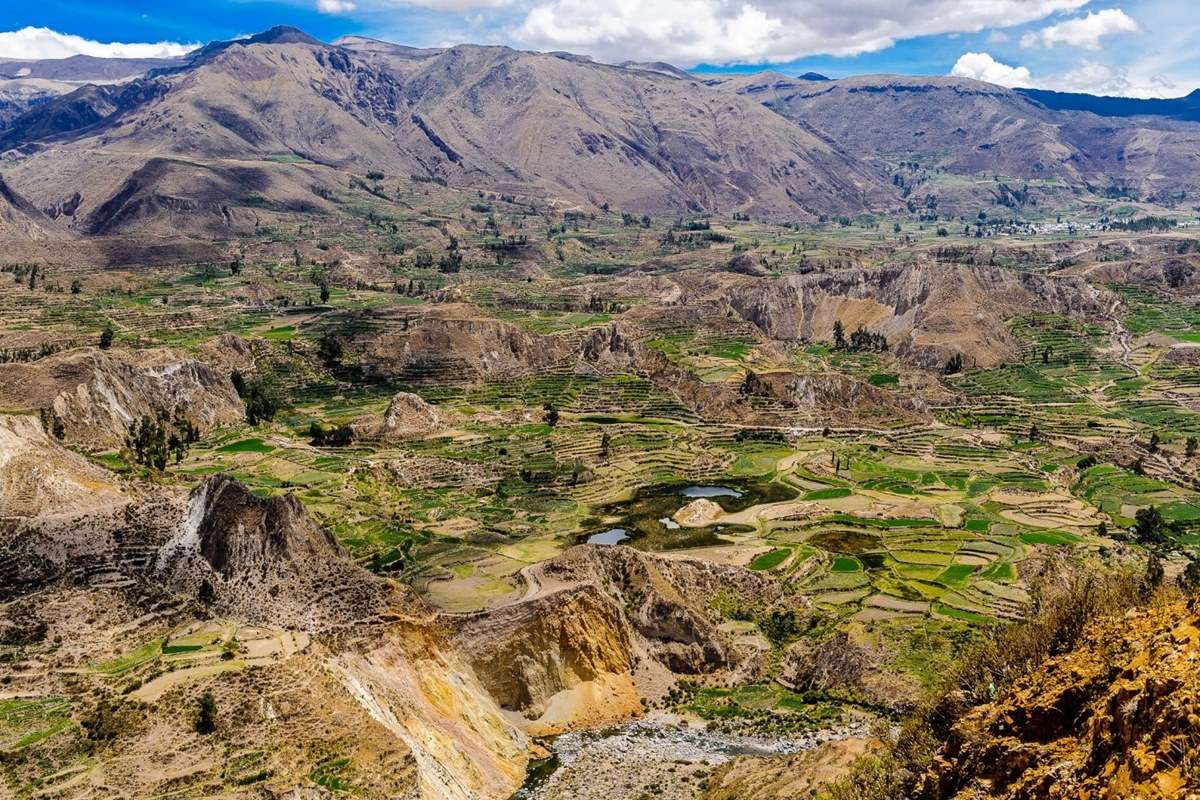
0, 26, 197, 60
950, 52, 1033, 87
948, 50, 1187, 98
1020, 8, 1139, 50
505, 0, 1091, 65
317, 0, 359, 13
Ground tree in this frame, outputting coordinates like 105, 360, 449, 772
1180, 558, 1200, 591
1187, 436, 1198, 458
1028, 423, 1040, 442
194, 692, 217, 735
1142, 552, 1164, 597
308, 421, 328, 446
944, 353, 964, 375
244, 380, 280, 425
99, 325, 115, 350
758, 609, 798, 647
832, 319, 846, 350
1149, 432, 1160, 453
82, 699, 136, 744
230, 369, 246, 398
328, 424, 354, 446
544, 404, 559, 427
319, 282, 331, 303
1133, 505, 1167, 547
318, 333, 343, 366
70, 279, 82, 294
600, 431, 611, 459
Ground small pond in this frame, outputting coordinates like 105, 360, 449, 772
586, 527, 630, 546
580, 481, 795, 551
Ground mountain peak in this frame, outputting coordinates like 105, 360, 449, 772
188, 25, 325, 64
246, 25, 325, 46
798, 71, 830, 81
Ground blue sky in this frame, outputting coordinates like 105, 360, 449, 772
0, 0, 1196, 97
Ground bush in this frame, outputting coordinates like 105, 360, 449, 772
195, 692, 217, 735
82, 699, 140, 746
758, 609, 799, 646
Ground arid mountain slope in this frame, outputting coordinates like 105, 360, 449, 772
713, 74, 1077, 177
0, 28, 896, 236
0, 173, 53, 239
452, 543, 791, 733
0, 54, 181, 127
712, 72, 1200, 205
0, 444, 530, 800
0, 414, 125, 518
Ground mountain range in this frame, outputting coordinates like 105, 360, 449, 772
0, 25, 1198, 241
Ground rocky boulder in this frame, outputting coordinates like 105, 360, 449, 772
355, 391, 453, 440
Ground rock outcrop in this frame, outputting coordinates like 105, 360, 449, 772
0, 414, 125, 519
452, 545, 794, 732
921, 599, 1200, 799
355, 391, 454, 440
726, 263, 1111, 369
356, 310, 573, 383
779, 631, 921, 712
741, 369, 928, 422
153, 475, 400, 630
0, 347, 243, 447
331, 628, 529, 800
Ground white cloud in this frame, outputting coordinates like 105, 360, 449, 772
1041, 61, 1186, 97
1020, 8, 1139, 50
987, 31, 1009, 45
505, 0, 1091, 65
949, 52, 1032, 87
0, 26, 197, 60
317, 0, 359, 13
948, 50, 1190, 99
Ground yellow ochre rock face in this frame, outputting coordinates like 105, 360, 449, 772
331, 628, 530, 800
923, 599, 1200, 800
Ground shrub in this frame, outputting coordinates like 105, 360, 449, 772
195, 692, 217, 735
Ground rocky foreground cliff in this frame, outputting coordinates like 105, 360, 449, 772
921, 596, 1200, 800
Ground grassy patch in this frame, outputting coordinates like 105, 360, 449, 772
749, 548, 791, 571
216, 438, 275, 454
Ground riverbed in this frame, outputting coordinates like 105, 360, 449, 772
513, 712, 868, 800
